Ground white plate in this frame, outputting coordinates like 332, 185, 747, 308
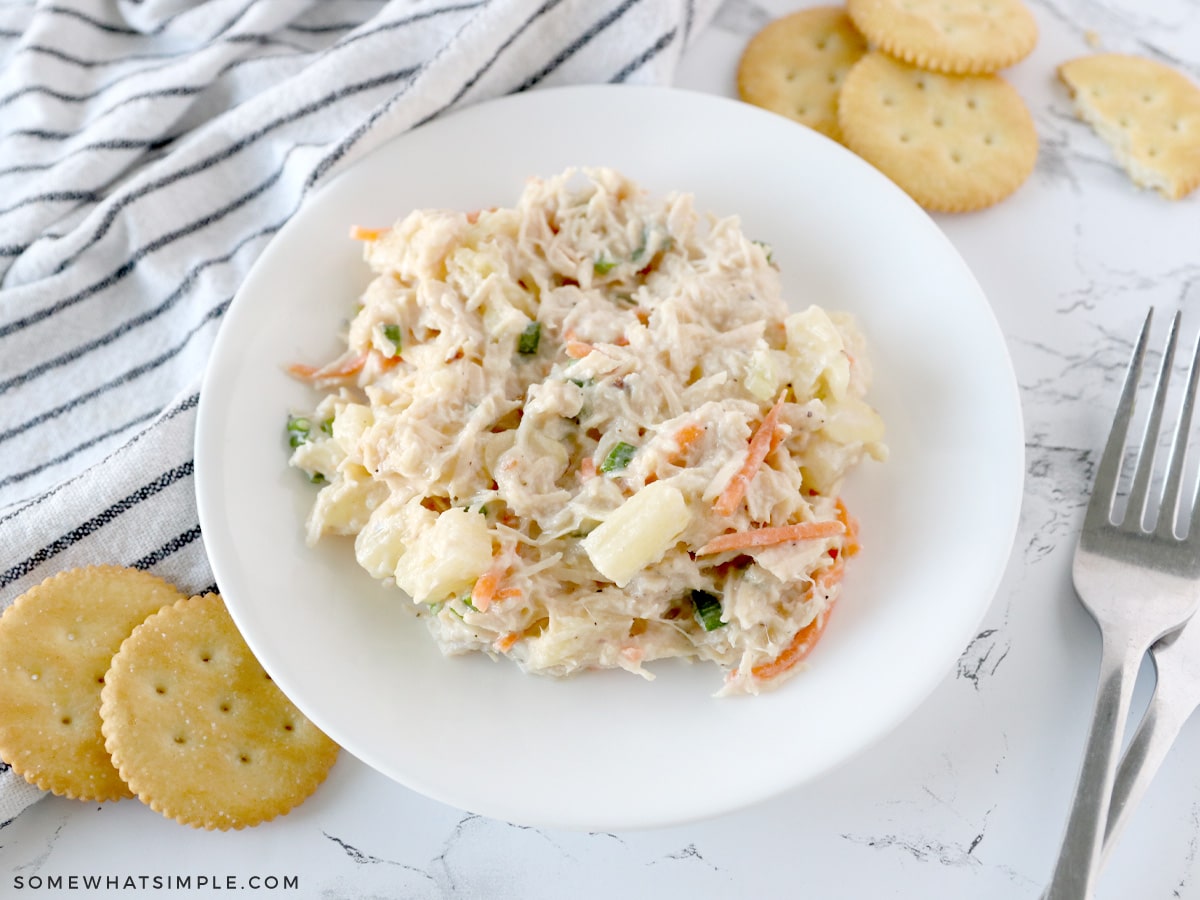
195, 84, 1024, 831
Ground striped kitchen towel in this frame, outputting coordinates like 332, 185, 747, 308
0, 0, 719, 824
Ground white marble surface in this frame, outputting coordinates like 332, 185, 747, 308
5, 1, 1200, 897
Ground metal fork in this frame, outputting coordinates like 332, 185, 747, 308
1043, 309, 1200, 900
1101, 614, 1200, 867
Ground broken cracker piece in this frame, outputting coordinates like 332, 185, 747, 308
1059, 53, 1200, 200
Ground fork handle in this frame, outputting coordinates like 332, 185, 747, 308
1043, 640, 1144, 900
1100, 651, 1194, 866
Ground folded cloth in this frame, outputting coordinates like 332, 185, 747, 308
0, 0, 719, 824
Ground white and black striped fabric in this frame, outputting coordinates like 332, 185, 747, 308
0, 0, 719, 824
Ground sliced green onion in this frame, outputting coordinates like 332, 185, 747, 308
752, 239, 775, 265
594, 255, 616, 275
381, 323, 403, 357
320, 416, 334, 436
691, 590, 726, 631
631, 225, 649, 262
600, 441, 637, 474
286, 415, 312, 448
518, 321, 541, 355
308, 471, 327, 485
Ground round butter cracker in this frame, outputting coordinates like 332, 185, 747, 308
0, 566, 186, 801
99, 593, 339, 830
737, 6, 868, 144
838, 52, 1038, 212
846, 0, 1038, 75
1059, 53, 1200, 201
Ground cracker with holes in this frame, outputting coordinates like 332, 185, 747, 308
838, 52, 1038, 212
846, 0, 1037, 75
737, 6, 868, 143
99, 592, 339, 830
1058, 53, 1200, 201
0, 566, 185, 801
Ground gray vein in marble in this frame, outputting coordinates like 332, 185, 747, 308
957, 628, 1013, 691
1174, 801, 1200, 898
1032, 105, 1130, 193
323, 831, 437, 884
586, 831, 627, 846
1029, 0, 1200, 78
1023, 445, 1091, 569
431, 814, 482, 895
840, 831, 985, 868
1016, 331, 1129, 407
648, 842, 720, 872
427, 813, 584, 895
10, 818, 65, 875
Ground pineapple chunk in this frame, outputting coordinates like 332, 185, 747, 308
822, 396, 886, 446
306, 464, 385, 544
785, 305, 850, 400
355, 501, 431, 581
582, 482, 692, 587
799, 437, 851, 496
393, 506, 493, 604
331, 403, 373, 456
743, 346, 780, 402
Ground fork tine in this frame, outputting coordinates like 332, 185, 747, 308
1158, 328, 1200, 538
1125, 311, 1181, 531
1086, 309, 1154, 533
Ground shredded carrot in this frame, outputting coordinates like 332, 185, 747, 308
580, 457, 597, 479
714, 393, 787, 516
750, 561, 845, 680
494, 632, 520, 653
286, 350, 368, 383
835, 498, 860, 557
286, 348, 403, 384
565, 340, 594, 359
471, 569, 502, 612
376, 352, 403, 373
695, 519, 846, 556
670, 423, 705, 463
349, 226, 387, 241
495, 587, 522, 601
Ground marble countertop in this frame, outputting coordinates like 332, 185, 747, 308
5, 1, 1200, 897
